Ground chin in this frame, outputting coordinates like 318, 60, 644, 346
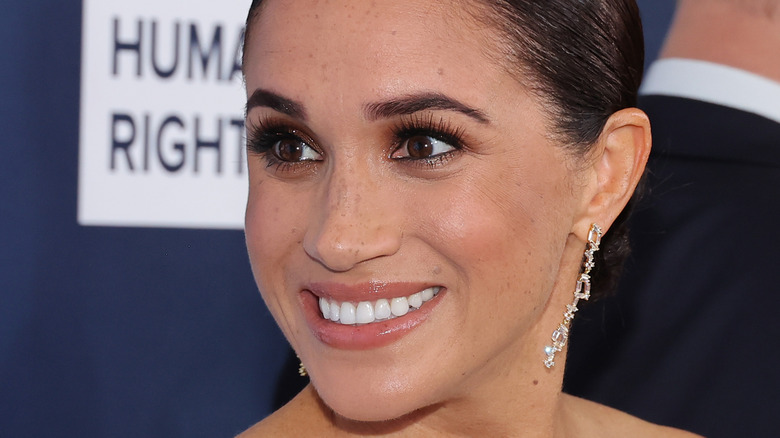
324, 399, 430, 425
311, 372, 435, 423
331, 402, 408, 423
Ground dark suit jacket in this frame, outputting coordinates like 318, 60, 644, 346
564, 95, 780, 438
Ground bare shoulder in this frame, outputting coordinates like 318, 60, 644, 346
236, 385, 331, 438
562, 394, 704, 438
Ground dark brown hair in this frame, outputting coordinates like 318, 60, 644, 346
475, 1, 645, 297
242, 0, 645, 298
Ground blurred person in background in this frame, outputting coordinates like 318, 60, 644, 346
565, 1, 780, 437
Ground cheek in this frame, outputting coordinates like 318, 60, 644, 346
246, 184, 278, 269
418, 166, 571, 292
245, 172, 306, 248
245, 180, 305, 310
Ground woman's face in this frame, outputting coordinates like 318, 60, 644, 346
244, 0, 591, 422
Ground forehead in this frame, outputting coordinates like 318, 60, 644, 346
243, 0, 516, 108
248, 0, 486, 53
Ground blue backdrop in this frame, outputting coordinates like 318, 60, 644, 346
0, 1, 675, 436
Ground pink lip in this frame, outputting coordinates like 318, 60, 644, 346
300, 282, 446, 350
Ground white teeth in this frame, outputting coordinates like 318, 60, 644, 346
408, 292, 423, 309
340, 302, 356, 325
375, 299, 391, 320
319, 297, 330, 318
390, 297, 410, 316
317, 286, 441, 326
355, 301, 375, 324
329, 301, 340, 322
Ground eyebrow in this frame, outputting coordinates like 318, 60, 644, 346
364, 92, 490, 124
245, 89, 307, 120
245, 89, 490, 124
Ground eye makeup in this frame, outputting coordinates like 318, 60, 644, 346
389, 113, 467, 168
245, 111, 472, 173
246, 116, 321, 173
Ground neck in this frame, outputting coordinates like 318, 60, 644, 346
660, 0, 780, 83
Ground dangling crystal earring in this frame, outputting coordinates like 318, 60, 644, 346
544, 223, 602, 369
296, 354, 308, 377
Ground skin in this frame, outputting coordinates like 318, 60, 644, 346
239, 0, 691, 436
661, 0, 780, 82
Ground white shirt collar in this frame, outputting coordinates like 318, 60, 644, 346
639, 58, 780, 124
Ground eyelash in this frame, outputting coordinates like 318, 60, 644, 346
390, 113, 466, 168
245, 113, 467, 172
246, 117, 318, 173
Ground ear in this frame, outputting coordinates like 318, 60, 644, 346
572, 107, 651, 239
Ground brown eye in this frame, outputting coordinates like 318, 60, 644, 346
407, 135, 435, 158
273, 137, 322, 162
392, 135, 455, 160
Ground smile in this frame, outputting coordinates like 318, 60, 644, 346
318, 286, 441, 325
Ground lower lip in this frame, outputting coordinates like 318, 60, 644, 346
300, 289, 445, 350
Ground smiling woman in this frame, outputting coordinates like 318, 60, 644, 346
237, 0, 699, 437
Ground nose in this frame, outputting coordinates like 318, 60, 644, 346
303, 168, 402, 272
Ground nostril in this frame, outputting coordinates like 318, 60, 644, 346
302, 174, 402, 271
303, 223, 401, 272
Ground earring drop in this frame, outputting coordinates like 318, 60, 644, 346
544, 223, 601, 369
296, 354, 308, 377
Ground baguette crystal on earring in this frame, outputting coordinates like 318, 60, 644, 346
544, 223, 602, 369
296, 354, 308, 377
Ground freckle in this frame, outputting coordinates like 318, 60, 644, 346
391, 30, 397, 35
533, 380, 539, 386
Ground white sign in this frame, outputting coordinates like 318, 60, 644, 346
79, 0, 249, 229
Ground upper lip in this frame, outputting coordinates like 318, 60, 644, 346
306, 281, 441, 302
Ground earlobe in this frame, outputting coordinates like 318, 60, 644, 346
574, 107, 651, 239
